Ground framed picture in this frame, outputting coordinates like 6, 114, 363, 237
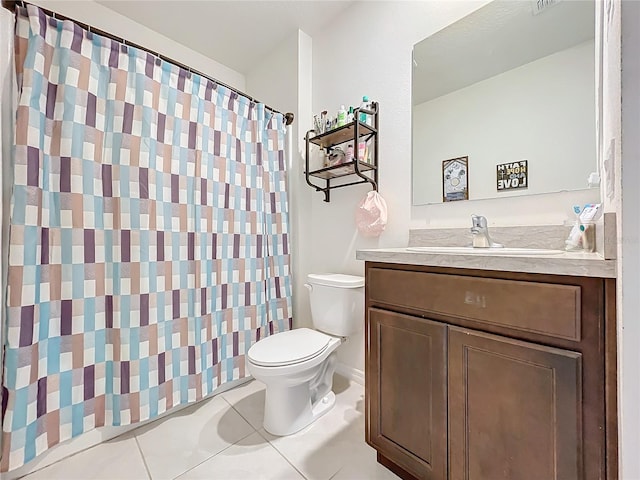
497, 160, 528, 191
442, 156, 469, 202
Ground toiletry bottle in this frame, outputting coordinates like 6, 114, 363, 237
346, 144, 354, 163
337, 105, 347, 127
359, 96, 370, 125
565, 205, 583, 251
347, 106, 354, 123
565, 203, 601, 251
358, 141, 366, 163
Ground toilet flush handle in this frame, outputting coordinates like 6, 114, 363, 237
304, 283, 313, 292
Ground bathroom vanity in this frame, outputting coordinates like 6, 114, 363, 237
357, 249, 617, 480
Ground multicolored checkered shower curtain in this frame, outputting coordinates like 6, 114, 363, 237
1, 5, 291, 471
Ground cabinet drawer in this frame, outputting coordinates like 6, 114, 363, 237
368, 268, 581, 341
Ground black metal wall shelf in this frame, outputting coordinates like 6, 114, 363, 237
309, 160, 376, 180
309, 122, 376, 149
305, 102, 378, 202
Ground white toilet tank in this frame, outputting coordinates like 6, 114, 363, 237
306, 273, 365, 337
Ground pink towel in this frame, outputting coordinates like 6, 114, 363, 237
356, 191, 388, 237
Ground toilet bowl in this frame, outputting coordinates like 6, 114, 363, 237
247, 273, 364, 436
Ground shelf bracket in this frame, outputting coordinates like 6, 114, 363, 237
304, 129, 332, 201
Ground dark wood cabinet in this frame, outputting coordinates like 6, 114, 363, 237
368, 308, 447, 479
364, 262, 617, 480
448, 326, 582, 480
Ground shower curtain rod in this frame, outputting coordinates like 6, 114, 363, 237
1, 0, 295, 126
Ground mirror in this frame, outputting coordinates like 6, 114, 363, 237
412, 0, 596, 205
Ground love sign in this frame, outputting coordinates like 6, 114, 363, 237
497, 160, 528, 191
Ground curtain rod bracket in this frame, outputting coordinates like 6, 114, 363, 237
2, 0, 19, 11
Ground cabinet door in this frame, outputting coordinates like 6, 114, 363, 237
368, 308, 447, 479
448, 327, 582, 480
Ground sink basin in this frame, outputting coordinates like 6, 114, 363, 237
405, 246, 565, 256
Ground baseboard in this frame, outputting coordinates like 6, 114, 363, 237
335, 362, 365, 385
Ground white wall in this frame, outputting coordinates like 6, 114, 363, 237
619, 1, 639, 478
413, 40, 596, 205
246, 32, 298, 118
28, 0, 245, 90
293, 32, 314, 330
598, 0, 621, 214
307, 0, 602, 374
245, 30, 314, 330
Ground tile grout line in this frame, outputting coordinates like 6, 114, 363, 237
220, 393, 262, 431
218, 392, 310, 477
166, 394, 258, 479
15, 431, 134, 480
327, 466, 345, 480
134, 434, 153, 480
218, 388, 309, 480
255, 429, 310, 480
219, 382, 365, 480
169, 429, 257, 480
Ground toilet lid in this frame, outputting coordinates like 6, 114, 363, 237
248, 328, 332, 367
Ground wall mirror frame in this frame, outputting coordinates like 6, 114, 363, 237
411, 0, 597, 206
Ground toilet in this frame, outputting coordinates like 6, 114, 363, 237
247, 273, 364, 436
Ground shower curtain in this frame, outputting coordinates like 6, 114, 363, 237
1, 5, 292, 472
0, 5, 17, 465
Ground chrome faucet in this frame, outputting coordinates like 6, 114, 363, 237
470, 214, 502, 248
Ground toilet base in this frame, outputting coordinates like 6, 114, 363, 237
261, 352, 339, 436
311, 390, 336, 422
264, 388, 336, 436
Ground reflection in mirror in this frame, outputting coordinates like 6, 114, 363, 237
412, 0, 596, 205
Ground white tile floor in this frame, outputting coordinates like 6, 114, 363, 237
21, 375, 400, 480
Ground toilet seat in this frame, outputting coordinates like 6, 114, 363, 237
248, 328, 332, 367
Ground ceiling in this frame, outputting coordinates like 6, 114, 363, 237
412, 0, 595, 105
97, 0, 353, 74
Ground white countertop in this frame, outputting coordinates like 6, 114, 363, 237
356, 248, 616, 278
